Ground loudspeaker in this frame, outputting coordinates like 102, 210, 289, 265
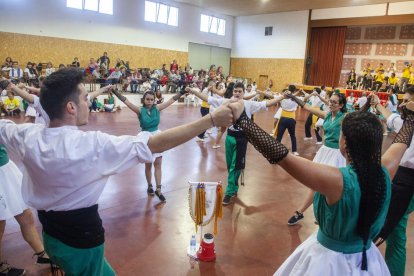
306, 57, 313, 65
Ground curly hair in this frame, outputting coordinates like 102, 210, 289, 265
341, 111, 386, 271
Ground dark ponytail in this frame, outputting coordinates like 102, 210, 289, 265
342, 111, 386, 271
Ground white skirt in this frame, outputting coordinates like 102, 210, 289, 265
275, 233, 390, 276
25, 106, 37, 117
0, 160, 27, 220
147, 130, 162, 161
313, 145, 346, 167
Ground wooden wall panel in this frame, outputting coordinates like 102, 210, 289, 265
230, 58, 305, 92
0, 32, 188, 69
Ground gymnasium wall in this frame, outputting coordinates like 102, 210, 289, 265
0, 31, 188, 70
338, 24, 414, 87
230, 11, 309, 91
0, 0, 233, 68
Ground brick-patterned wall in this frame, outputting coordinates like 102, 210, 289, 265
339, 25, 414, 87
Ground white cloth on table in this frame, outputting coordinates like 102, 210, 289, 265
274, 233, 390, 276
0, 160, 27, 220
0, 121, 153, 211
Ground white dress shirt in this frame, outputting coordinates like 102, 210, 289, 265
387, 114, 414, 169
357, 96, 367, 108
208, 96, 267, 131
31, 95, 50, 125
0, 121, 153, 211
280, 99, 298, 112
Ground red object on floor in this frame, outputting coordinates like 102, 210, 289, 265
197, 233, 216, 262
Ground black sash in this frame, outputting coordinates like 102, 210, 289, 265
227, 129, 248, 172
38, 204, 104, 249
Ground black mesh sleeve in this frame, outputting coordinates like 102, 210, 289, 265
234, 111, 289, 164
393, 106, 414, 146
112, 89, 126, 102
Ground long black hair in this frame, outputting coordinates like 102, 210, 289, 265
341, 111, 386, 271
333, 92, 347, 113
224, 82, 235, 99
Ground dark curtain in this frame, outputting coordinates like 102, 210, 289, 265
307, 27, 347, 87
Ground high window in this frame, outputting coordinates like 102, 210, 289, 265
66, 0, 113, 15
200, 14, 225, 36
144, 1, 178, 27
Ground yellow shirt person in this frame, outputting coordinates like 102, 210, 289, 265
402, 65, 413, 78
388, 76, 399, 85
4, 97, 20, 111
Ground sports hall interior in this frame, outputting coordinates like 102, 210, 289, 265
0, 0, 413, 275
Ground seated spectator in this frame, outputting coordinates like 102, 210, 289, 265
58, 64, 66, 70
124, 61, 131, 73
45, 62, 55, 76
88, 58, 100, 78
103, 90, 120, 112
140, 80, 151, 93
9, 61, 23, 82
3, 91, 21, 115
129, 69, 142, 93
72, 57, 80, 67
155, 89, 164, 104
24, 62, 38, 80
90, 98, 104, 113
1, 57, 13, 73
121, 68, 129, 91
115, 58, 125, 69
107, 67, 122, 84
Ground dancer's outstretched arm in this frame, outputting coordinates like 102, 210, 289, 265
112, 89, 140, 114
186, 87, 208, 102
286, 92, 328, 119
89, 85, 115, 100
233, 108, 413, 205
381, 106, 414, 178
148, 101, 242, 153
5, 82, 35, 103
157, 90, 185, 111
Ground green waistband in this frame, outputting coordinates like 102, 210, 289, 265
317, 230, 371, 254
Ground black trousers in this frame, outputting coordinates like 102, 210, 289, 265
276, 117, 297, 152
305, 113, 322, 142
197, 107, 210, 138
377, 166, 414, 241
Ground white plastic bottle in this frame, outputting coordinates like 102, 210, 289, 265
190, 234, 196, 253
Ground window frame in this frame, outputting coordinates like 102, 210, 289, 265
66, 0, 113, 15
144, 1, 179, 27
200, 14, 226, 36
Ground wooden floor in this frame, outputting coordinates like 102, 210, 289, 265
3, 104, 413, 275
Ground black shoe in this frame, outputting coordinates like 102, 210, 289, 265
155, 190, 166, 202
222, 195, 232, 205
34, 251, 50, 264
0, 262, 26, 276
147, 186, 155, 196
287, 211, 304, 225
